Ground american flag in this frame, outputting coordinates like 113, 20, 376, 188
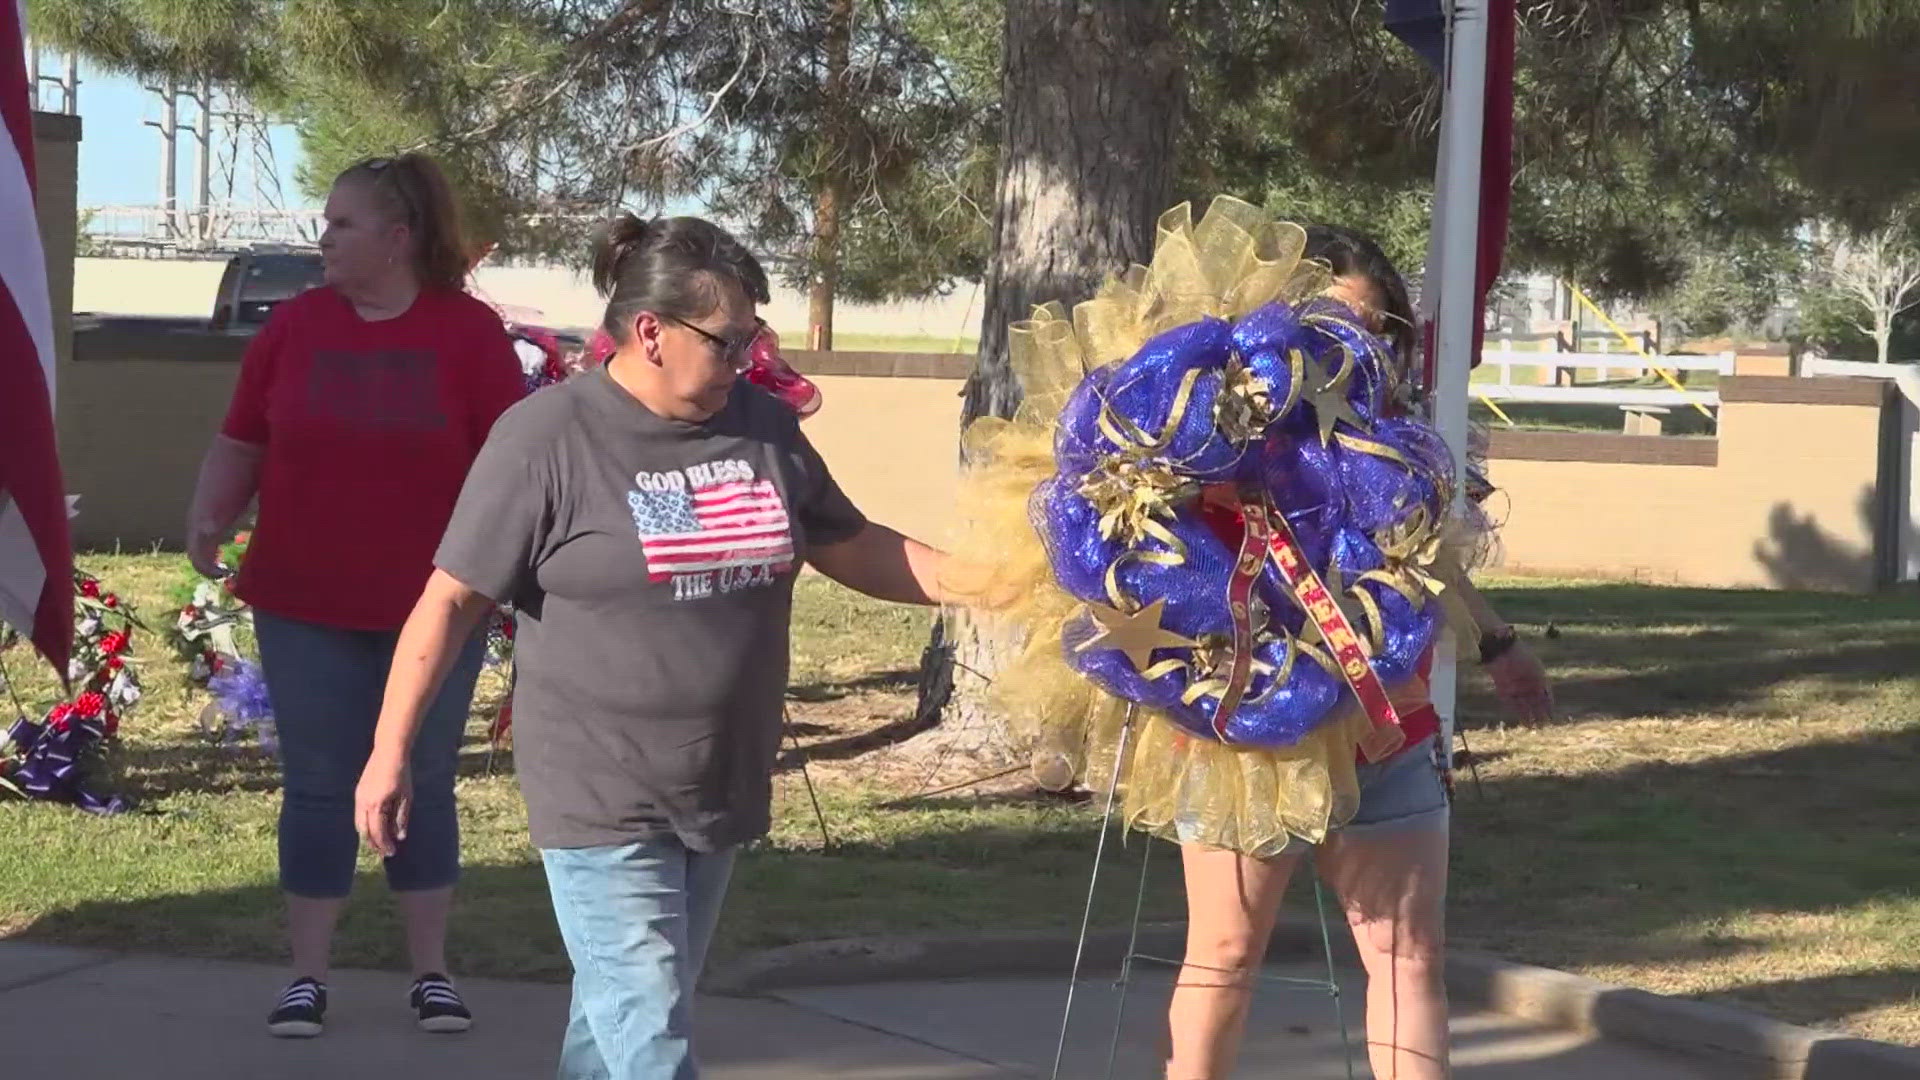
626, 480, 793, 582
0, 1, 73, 678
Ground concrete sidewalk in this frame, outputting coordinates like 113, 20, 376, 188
1, 941, 1713, 1078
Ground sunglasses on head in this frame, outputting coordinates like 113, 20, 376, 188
356, 158, 417, 222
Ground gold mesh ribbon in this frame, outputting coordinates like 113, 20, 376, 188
942, 197, 1450, 853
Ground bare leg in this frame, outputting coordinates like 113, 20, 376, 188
1318, 822, 1451, 1079
1165, 843, 1302, 1080
287, 895, 347, 983
395, 886, 455, 976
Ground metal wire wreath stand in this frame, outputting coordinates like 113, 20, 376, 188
1045, 702, 1358, 1080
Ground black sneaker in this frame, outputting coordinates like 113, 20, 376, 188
267, 977, 326, 1038
410, 972, 472, 1033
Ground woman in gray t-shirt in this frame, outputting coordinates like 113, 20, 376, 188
353, 214, 954, 1078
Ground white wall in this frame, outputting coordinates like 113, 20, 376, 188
74, 256, 981, 341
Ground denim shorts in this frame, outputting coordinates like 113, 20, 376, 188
1177, 734, 1450, 858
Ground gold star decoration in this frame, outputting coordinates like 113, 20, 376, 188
1303, 353, 1366, 446
1076, 597, 1197, 672
1213, 357, 1277, 444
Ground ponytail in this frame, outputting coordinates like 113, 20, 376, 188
336, 153, 470, 291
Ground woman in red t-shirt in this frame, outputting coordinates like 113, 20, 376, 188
1166, 227, 1554, 1080
184, 153, 524, 1039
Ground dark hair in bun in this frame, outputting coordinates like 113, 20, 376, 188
1303, 223, 1417, 365
591, 213, 771, 343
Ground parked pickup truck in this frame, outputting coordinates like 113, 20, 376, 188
74, 246, 589, 390
74, 247, 325, 337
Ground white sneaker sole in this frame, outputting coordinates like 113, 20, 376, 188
268, 1019, 322, 1038
418, 1014, 472, 1034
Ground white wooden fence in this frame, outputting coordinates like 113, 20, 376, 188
1475, 350, 1734, 409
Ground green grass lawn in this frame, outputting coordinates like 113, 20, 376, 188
3, 555, 1918, 1044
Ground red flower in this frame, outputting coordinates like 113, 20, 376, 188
209, 654, 226, 674
107, 656, 125, 671
100, 631, 130, 656
46, 702, 75, 732
182, 605, 200, 620
78, 578, 100, 598
102, 594, 120, 609
73, 692, 107, 718
234, 531, 252, 545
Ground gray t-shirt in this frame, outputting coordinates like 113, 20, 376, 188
436, 366, 867, 851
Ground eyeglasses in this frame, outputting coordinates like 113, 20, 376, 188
662, 314, 767, 372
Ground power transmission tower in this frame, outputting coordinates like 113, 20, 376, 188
25, 44, 80, 114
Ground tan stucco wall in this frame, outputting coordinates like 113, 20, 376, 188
811, 374, 1895, 593
1490, 383, 1891, 592
32, 114, 77, 382
34, 114, 237, 551
801, 376, 964, 546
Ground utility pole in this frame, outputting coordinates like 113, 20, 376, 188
26, 44, 81, 114
145, 80, 183, 240
181, 78, 216, 245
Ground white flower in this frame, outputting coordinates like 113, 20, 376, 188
514, 338, 548, 377
67, 659, 86, 681
77, 617, 101, 638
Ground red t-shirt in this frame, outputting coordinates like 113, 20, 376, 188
222, 286, 526, 630
1382, 649, 1442, 763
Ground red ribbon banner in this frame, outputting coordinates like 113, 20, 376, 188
1259, 505, 1406, 763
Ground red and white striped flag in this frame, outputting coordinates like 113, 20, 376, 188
0, 0, 73, 679
1387, 0, 1517, 373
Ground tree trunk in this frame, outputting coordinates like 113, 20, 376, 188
810, 181, 843, 351
808, 0, 855, 352
906, 0, 1185, 771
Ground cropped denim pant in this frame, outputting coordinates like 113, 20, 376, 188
254, 610, 484, 898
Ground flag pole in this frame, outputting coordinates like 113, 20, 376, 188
1425, 0, 1491, 767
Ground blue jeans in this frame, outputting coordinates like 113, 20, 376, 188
254, 610, 485, 899
541, 838, 737, 1080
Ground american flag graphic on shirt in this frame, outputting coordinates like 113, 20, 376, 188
627, 479, 794, 582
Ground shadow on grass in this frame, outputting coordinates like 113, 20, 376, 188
784, 668, 919, 705
1469, 583, 1920, 725
6, 800, 1180, 988
17, 716, 1920, 1037
109, 740, 283, 800
17, 583, 1918, 1038
107, 731, 517, 799
1451, 722, 1920, 1034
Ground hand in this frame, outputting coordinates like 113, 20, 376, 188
355, 752, 413, 858
186, 522, 227, 580
1485, 641, 1553, 724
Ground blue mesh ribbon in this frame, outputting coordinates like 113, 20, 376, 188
1036, 300, 1455, 749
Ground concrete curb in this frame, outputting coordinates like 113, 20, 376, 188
708, 921, 1920, 1080
1444, 951, 1920, 1080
